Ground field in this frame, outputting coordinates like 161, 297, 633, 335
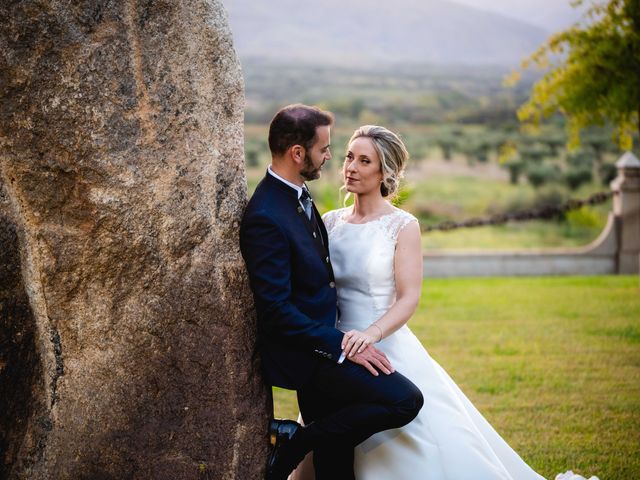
245, 122, 614, 251
242, 59, 630, 253
272, 276, 640, 479
244, 60, 639, 479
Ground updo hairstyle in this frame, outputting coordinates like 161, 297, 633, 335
348, 125, 409, 198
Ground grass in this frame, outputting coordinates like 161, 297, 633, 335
272, 276, 640, 479
404, 170, 610, 250
420, 219, 607, 250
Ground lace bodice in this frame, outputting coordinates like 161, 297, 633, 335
322, 207, 418, 332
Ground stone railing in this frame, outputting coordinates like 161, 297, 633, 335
423, 152, 640, 277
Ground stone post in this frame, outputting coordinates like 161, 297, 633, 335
611, 152, 640, 274
0, 1, 270, 479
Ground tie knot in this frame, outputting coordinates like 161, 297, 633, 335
300, 188, 313, 220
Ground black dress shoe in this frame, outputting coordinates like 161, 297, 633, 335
266, 419, 301, 480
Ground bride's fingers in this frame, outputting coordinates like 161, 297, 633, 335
343, 331, 360, 347
357, 339, 370, 353
348, 337, 366, 357
343, 336, 357, 353
341, 331, 355, 349
344, 335, 358, 355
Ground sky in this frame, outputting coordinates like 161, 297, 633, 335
451, 0, 585, 31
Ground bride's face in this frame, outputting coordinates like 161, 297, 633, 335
343, 137, 384, 196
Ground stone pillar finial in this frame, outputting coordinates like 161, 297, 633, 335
611, 151, 640, 274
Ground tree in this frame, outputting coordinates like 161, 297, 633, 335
508, 0, 640, 150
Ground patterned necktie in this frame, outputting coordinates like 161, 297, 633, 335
300, 187, 313, 220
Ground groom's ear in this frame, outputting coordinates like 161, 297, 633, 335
289, 144, 305, 165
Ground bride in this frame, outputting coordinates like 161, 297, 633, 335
291, 125, 597, 480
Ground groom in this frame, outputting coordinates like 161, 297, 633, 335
240, 104, 423, 480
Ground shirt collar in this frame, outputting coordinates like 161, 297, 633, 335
268, 165, 305, 199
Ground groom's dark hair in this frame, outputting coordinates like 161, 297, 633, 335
268, 104, 334, 156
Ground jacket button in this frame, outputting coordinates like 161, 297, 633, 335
329, 282, 335, 288
313, 232, 317, 238
325, 256, 329, 263
297, 206, 303, 213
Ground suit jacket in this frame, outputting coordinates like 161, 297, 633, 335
240, 172, 344, 389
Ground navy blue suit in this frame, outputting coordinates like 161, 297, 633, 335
240, 172, 343, 389
240, 172, 423, 479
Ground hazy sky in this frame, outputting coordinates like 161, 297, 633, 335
451, 0, 585, 31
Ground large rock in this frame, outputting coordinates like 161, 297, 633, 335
0, 1, 270, 478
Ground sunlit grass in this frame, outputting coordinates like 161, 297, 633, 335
273, 276, 640, 479
421, 220, 607, 250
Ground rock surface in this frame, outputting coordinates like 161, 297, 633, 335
0, 1, 269, 478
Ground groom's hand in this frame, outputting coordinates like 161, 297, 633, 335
348, 345, 394, 376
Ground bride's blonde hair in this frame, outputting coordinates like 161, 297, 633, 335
347, 125, 409, 198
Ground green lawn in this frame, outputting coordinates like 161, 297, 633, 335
273, 276, 640, 479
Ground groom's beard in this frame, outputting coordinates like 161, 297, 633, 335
300, 152, 322, 181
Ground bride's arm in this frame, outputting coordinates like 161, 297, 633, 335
342, 220, 423, 357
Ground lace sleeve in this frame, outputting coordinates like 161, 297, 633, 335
386, 210, 419, 242
322, 209, 341, 234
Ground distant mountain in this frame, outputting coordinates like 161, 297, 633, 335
223, 0, 549, 66
450, 0, 584, 32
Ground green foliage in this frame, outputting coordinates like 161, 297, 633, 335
243, 60, 534, 127
566, 148, 596, 169
391, 185, 414, 208
566, 206, 603, 229
436, 137, 456, 160
564, 166, 594, 190
598, 161, 618, 184
519, 142, 552, 163
245, 148, 260, 168
525, 162, 561, 188
512, 0, 640, 149
504, 159, 525, 185
533, 184, 570, 209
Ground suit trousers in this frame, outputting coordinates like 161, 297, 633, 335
296, 358, 424, 480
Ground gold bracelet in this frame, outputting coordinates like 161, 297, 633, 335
371, 323, 383, 342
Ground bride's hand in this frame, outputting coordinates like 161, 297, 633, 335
342, 329, 377, 358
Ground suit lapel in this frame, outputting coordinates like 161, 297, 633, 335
262, 173, 334, 280
294, 202, 334, 280
314, 203, 335, 281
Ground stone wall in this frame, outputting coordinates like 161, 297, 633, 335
0, 1, 269, 478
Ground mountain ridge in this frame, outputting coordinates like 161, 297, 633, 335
223, 0, 549, 66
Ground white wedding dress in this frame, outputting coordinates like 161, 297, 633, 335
318, 206, 597, 480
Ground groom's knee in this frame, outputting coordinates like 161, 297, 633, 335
394, 383, 424, 426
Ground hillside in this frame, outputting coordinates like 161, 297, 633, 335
223, 0, 549, 66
